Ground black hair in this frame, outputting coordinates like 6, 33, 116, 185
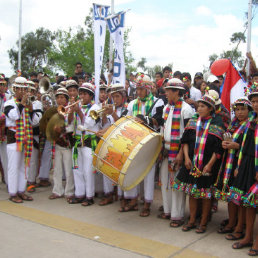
169, 88, 185, 97
251, 72, 258, 78
173, 71, 182, 78
85, 72, 92, 78
78, 75, 84, 80
208, 83, 220, 95
181, 72, 191, 81
32, 79, 39, 83
30, 72, 37, 77
234, 103, 253, 112
163, 66, 172, 73
75, 62, 82, 67
100, 74, 107, 84
155, 72, 163, 78
71, 76, 79, 83
57, 76, 65, 84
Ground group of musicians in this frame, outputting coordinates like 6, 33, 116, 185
0, 71, 257, 255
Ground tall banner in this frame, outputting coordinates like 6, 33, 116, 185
106, 11, 126, 87
93, 3, 110, 103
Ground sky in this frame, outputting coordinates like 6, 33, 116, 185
0, 0, 258, 78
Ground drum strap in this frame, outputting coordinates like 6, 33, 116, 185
72, 134, 97, 169
146, 99, 159, 117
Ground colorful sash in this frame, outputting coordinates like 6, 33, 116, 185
14, 97, 33, 167
190, 116, 212, 178
132, 93, 154, 117
214, 118, 248, 200
163, 99, 183, 171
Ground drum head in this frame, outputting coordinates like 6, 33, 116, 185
120, 133, 161, 190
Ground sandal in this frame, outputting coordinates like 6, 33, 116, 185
157, 213, 170, 220
217, 226, 234, 234
158, 205, 164, 212
232, 241, 253, 249
81, 199, 94, 207
48, 194, 63, 200
220, 219, 229, 227
182, 223, 196, 232
68, 197, 84, 204
99, 196, 113, 206
124, 203, 138, 212
9, 195, 23, 203
226, 232, 245, 241
196, 225, 207, 234
170, 220, 184, 228
248, 248, 258, 256
140, 208, 150, 217
35, 180, 51, 188
18, 193, 33, 201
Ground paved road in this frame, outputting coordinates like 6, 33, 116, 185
0, 181, 257, 258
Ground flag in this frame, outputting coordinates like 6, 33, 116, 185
106, 11, 126, 87
211, 59, 247, 112
93, 3, 110, 103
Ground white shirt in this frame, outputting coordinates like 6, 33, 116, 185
189, 86, 202, 102
162, 101, 194, 150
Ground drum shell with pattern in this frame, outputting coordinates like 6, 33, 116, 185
93, 116, 162, 191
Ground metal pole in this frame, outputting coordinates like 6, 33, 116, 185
18, 0, 22, 72
246, 0, 252, 78
109, 0, 114, 74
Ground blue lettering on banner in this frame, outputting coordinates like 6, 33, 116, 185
93, 4, 110, 20
113, 62, 121, 78
107, 12, 125, 33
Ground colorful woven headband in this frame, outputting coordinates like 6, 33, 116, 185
247, 82, 258, 100
231, 98, 252, 110
136, 74, 152, 89
198, 95, 216, 109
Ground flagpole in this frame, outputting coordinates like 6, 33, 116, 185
109, 0, 114, 74
246, 0, 252, 78
18, 0, 22, 72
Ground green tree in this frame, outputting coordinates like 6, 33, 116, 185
49, 9, 135, 77
8, 27, 55, 74
208, 32, 246, 68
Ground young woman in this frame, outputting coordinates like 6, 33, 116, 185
213, 99, 253, 235
173, 95, 224, 233
227, 85, 258, 250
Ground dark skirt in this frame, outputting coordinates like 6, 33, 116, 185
173, 128, 223, 199
228, 125, 257, 208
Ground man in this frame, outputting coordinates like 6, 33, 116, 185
99, 84, 108, 104
159, 78, 194, 227
68, 83, 101, 206
49, 88, 74, 201
193, 72, 203, 90
99, 83, 128, 207
155, 72, 163, 83
66, 79, 79, 100
78, 76, 85, 87
26, 81, 43, 193
0, 75, 8, 184
125, 74, 164, 216
182, 72, 202, 111
74, 62, 85, 78
4, 77, 34, 203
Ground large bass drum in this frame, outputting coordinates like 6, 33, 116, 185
93, 116, 162, 191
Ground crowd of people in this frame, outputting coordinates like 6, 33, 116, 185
0, 59, 257, 256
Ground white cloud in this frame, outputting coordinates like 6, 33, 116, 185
195, 6, 212, 16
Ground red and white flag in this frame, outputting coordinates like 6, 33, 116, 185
211, 59, 246, 112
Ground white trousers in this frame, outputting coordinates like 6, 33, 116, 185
6, 143, 26, 195
38, 140, 52, 180
73, 146, 95, 199
52, 145, 74, 197
27, 136, 39, 184
103, 175, 114, 195
0, 141, 8, 184
161, 158, 186, 220
124, 164, 155, 202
